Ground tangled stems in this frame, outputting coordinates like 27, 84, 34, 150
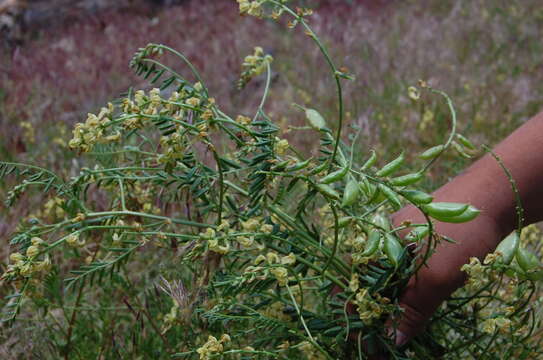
2, 2, 542, 359
268, 0, 345, 171
484, 146, 525, 232
133, 44, 210, 98
420, 87, 459, 172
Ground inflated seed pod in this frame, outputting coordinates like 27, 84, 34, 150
384, 234, 403, 266
528, 270, 543, 281
309, 161, 328, 175
372, 213, 391, 231
323, 326, 343, 337
422, 202, 469, 218
506, 260, 524, 279
405, 225, 430, 242
456, 134, 476, 150
516, 247, 540, 272
359, 177, 378, 203
361, 150, 377, 171
369, 189, 387, 205
431, 205, 480, 223
400, 189, 433, 205
271, 160, 290, 171
305, 108, 327, 130
320, 166, 349, 184
378, 184, 402, 211
286, 158, 312, 172
315, 183, 340, 200
341, 179, 360, 207
337, 216, 352, 228
375, 152, 405, 177
390, 172, 424, 186
419, 144, 445, 160
495, 232, 519, 264
453, 142, 472, 159
361, 229, 381, 257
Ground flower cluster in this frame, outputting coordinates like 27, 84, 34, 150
299, 341, 326, 360
461, 257, 489, 291
253, 251, 295, 286
274, 137, 289, 156
237, 0, 263, 17
19, 121, 35, 144
44, 197, 65, 219
480, 317, 512, 335
2, 237, 51, 281
351, 287, 392, 324
260, 301, 291, 322
69, 104, 116, 152
196, 334, 230, 360
65, 232, 86, 248
69, 85, 214, 156
238, 46, 273, 89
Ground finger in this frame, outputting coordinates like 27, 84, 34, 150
390, 268, 453, 346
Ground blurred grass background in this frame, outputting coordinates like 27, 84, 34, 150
2, 0, 543, 249
0, 0, 543, 356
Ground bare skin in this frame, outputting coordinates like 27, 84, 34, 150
392, 111, 543, 345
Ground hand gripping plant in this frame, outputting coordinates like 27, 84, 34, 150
1, 1, 542, 359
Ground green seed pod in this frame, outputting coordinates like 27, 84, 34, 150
453, 142, 472, 159
419, 145, 445, 160
341, 179, 360, 207
390, 172, 424, 186
495, 232, 519, 264
286, 158, 312, 172
315, 183, 340, 200
305, 108, 327, 130
528, 270, 543, 281
400, 189, 433, 205
320, 166, 349, 184
361, 229, 381, 256
516, 247, 540, 272
361, 150, 377, 171
456, 134, 476, 150
384, 234, 403, 266
372, 213, 391, 231
359, 177, 377, 203
323, 326, 343, 337
506, 260, 524, 279
422, 202, 469, 218
405, 224, 430, 242
336, 216, 352, 228
309, 161, 328, 175
375, 152, 405, 177
378, 184, 402, 211
271, 160, 290, 171
369, 189, 387, 205
432, 205, 480, 223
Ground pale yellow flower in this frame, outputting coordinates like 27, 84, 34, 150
186, 97, 201, 107
281, 253, 296, 265
270, 266, 288, 286
274, 138, 289, 156
26, 246, 40, 258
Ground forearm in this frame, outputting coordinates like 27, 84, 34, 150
399, 110, 543, 252
443, 110, 543, 232
391, 111, 543, 336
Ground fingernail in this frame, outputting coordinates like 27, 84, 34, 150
395, 330, 408, 347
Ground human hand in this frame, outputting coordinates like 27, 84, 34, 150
390, 201, 505, 346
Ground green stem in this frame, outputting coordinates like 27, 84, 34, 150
269, 1, 344, 172
156, 44, 210, 97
